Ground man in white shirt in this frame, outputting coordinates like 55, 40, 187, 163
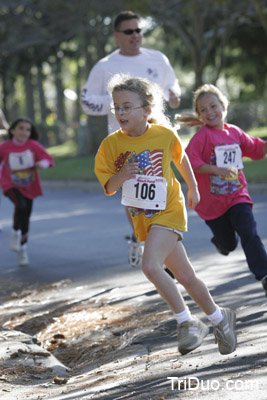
81, 10, 181, 133
81, 11, 181, 271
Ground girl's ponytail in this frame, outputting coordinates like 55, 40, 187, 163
175, 113, 203, 127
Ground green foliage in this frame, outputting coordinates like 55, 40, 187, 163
45, 140, 78, 158
227, 100, 267, 131
243, 157, 267, 182
247, 126, 267, 138
1, 0, 267, 144
224, 25, 267, 100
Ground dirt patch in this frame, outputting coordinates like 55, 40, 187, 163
0, 278, 174, 374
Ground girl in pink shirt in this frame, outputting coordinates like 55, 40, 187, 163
0, 117, 54, 266
177, 84, 267, 296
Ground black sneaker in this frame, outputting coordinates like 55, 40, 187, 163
261, 275, 267, 297
211, 237, 229, 256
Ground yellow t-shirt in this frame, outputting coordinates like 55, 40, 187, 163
94, 124, 187, 241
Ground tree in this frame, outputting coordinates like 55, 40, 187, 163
142, 0, 254, 88
0, 0, 266, 150
250, 0, 267, 36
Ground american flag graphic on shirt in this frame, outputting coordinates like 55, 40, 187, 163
126, 149, 164, 216
130, 149, 163, 176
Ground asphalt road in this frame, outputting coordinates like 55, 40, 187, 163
0, 184, 128, 285
0, 183, 267, 400
0, 183, 266, 288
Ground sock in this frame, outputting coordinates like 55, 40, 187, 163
207, 305, 224, 326
20, 242, 27, 250
174, 307, 193, 325
21, 233, 28, 246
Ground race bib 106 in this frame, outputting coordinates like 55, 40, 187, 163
122, 174, 167, 210
214, 143, 243, 169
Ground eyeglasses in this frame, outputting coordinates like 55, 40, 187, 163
117, 28, 142, 35
110, 106, 144, 115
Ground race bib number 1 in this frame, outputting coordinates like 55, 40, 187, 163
8, 150, 34, 171
122, 174, 167, 210
215, 143, 243, 169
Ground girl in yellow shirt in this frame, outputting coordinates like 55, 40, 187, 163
95, 74, 237, 356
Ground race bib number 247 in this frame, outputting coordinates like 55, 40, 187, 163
214, 143, 243, 169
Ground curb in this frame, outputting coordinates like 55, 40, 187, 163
42, 180, 102, 192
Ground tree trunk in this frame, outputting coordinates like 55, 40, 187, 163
54, 57, 65, 121
54, 56, 66, 143
37, 64, 47, 123
24, 69, 35, 121
37, 63, 50, 146
1, 69, 9, 120
75, 61, 81, 123
86, 115, 107, 155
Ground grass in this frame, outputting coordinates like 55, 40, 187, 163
40, 128, 267, 183
39, 140, 95, 181
45, 140, 78, 158
246, 126, 267, 139
40, 156, 95, 181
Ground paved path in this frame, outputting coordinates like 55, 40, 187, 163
0, 183, 266, 399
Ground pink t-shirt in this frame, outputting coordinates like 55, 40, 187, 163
186, 123, 265, 220
0, 139, 54, 199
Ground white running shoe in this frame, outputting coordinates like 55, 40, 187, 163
9, 231, 21, 252
18, 246, 29, 266
213, 307, 237, 354
126, 235, 144, 268
177, 319, 209, 355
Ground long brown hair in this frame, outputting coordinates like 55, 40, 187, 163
8, 117, 39, 140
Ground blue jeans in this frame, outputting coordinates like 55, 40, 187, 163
205, 203, 267, 280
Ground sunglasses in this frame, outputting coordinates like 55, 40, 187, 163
117, 28, 142, 35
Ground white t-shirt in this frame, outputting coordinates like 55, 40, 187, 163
81, 48, 181, 133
